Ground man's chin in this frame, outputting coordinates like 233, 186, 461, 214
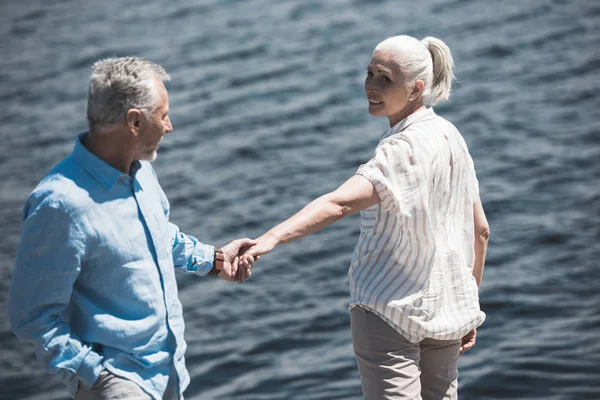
140, 150, 158, 162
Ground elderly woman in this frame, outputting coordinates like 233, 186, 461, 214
242, 35, 490, 400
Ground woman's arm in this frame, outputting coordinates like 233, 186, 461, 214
243, 175, 380, 261
472, 199, 490, 287
460, 199, 490, 355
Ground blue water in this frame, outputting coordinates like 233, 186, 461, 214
1, 0, 599, 399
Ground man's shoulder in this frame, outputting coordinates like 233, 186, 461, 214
25, 156, 90, 217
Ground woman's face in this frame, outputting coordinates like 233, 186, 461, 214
364, 50, 412, 125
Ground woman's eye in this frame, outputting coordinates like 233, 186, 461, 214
366, 70, 373, 77
381, 76, 391, 83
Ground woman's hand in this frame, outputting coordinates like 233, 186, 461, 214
460, 328, 477, 355
237, 234, 278, 278
242, 234, 278, 262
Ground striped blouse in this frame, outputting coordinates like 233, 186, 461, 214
350, 107, 485, 343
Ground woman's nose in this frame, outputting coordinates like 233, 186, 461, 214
365, 85, 377, 95
364, 80, 377, 93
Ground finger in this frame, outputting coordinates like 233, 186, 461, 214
243, 248, 257, 260
244, 261, 253, 282
467, 338, 476, 349
239, 262, 248, 284
244, 255, 256, 268
232, 256, 239, 280
244, 262, 251, 278
462, 340, 475, 353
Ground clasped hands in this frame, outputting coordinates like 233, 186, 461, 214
216, 234, 277, 283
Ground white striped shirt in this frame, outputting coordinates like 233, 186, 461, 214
350, 107, 485, 343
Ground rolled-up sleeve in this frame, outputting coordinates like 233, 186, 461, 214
7, 201, 104, 388
356, 137, 426, 217
169, 222, 214, 276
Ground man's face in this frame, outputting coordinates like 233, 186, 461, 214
138, 80, 172, 161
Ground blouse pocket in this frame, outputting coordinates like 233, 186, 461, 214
360, 205, 379, 231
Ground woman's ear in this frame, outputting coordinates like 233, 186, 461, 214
410, 80, 425, 101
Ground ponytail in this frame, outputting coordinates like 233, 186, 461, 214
421, 37, 455, 106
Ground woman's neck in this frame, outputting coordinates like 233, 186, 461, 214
388, 102, 426, 127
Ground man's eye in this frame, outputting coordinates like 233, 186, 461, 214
381, 76, 391, 83
366, 70, 373, 77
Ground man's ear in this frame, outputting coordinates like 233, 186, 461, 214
126, 109, 142, 136
410, 80, 425, 101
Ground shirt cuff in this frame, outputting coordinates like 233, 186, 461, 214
190, 243, 215, 276
77, 347, 104, 388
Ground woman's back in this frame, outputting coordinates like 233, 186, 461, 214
350, 107, 484, 343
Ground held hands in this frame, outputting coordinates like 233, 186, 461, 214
238, 233, 278, 272
216, 233, 278, 283
216, 238, 258, 283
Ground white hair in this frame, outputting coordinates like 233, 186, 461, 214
373, 35, 455, 106
87, 57, 171, 131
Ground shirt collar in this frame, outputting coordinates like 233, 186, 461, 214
380, 107, 437, 141
71, 132, 124, 191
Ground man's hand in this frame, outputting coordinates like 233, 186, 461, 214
217, 238, 257, 283
460, 328, 477, 355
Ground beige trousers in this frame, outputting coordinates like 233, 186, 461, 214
350, 307, 460, 400
76, 367, 181, 400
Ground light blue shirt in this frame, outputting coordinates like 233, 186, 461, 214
7, 133, 215, 399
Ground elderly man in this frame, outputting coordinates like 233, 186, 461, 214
7, 57, 254, 400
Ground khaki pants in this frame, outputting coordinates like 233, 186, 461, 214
76, 367, 181, 400
350, 307, 460, 400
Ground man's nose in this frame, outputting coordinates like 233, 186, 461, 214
165, 116, 173, 133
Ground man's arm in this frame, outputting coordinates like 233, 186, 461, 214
7, 202, 103, 387
169, 222, 216, 275
169, 222, 256, 281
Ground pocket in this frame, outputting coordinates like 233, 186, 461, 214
360, 206, 378, 231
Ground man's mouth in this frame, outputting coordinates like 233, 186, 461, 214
368, 99, 383, 105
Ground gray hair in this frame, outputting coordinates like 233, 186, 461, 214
373, 35, 455, 106
87, 57, 170, 131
